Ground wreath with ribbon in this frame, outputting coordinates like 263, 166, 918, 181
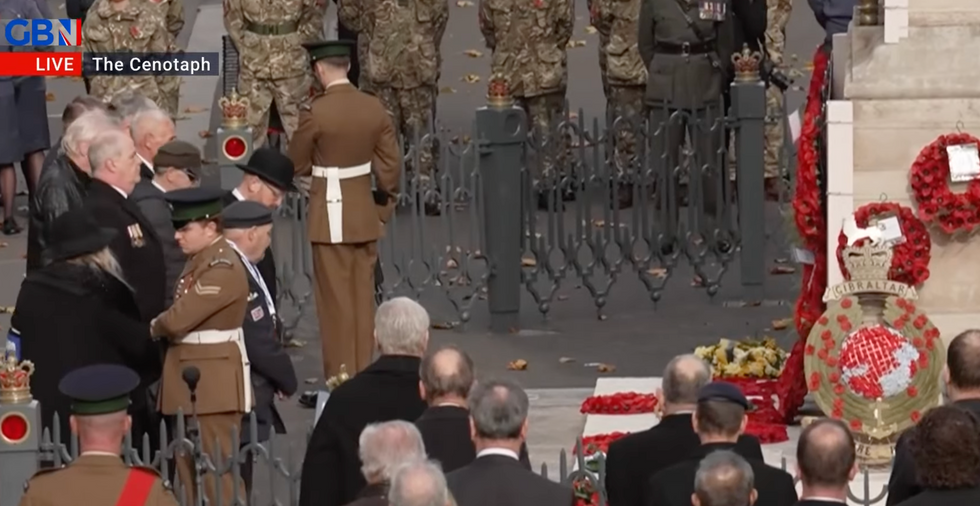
909, 132, 980, 234
835, 202, 932, 286
804, 296, 943, 433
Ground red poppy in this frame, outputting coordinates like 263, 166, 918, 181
907, 386, 918, 398
911, 410, 922, 423
850, 419, 863, 431
910, 134, 980, 235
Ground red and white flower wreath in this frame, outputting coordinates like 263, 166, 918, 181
909, 132, 980, 234
835, 202, 931, 287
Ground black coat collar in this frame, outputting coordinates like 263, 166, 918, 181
357, 482, 388, 500
88, 179, 159, 242
692, 442, 739, 459
419, 404, 468, 421
361, 355, 422, 376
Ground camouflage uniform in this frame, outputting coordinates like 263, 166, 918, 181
224, 0, 325, 147
338, 0, 449, 183
479, 0, 574, 183
764, 0, 791, 180
590, 0, 646, 182
83, 0, 169, 106
146, 0, 184, 116
587, 0, 609, 99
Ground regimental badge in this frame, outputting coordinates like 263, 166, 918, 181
127, 224, 145, 248
251, 306, 264, 322
804, 212, 944, 467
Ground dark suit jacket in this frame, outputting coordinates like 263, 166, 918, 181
415, 405, 532, 473
606, 413, 765, 506
893, 487, 980, 506
447, 454, 573, 506
733, 0, 767, 52
130, 179, 184, 306
646, 442, 797, 506
222, 191, 277, 306
299, 355, 428, 506
239, 261, 297, 444
887, 399, 980, 506
83, 179, 166, 322
140, 162, 153, 181
344, 483, 387, 506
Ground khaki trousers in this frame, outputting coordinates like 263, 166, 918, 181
175, 413, 245, 505
312, 241, 378, 378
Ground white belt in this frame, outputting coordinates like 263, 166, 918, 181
180, 328, 253, 410
312, 162, 372, 243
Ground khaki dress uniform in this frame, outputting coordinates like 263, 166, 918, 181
150, 188, 251, 505
287, 41, 401, 379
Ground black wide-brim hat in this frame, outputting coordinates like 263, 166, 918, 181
236, 147, 298, 192
50, 226, 117, 262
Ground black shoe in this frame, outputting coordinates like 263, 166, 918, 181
2, 218, 21, 235
298, 391, 318, 409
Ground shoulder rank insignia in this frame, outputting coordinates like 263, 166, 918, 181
247, 292, 258, 302
209, 258, 233, 268
193, 280, 221, 296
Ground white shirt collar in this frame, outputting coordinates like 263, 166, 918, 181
80, 451, 120, 457
232, 188, 246, 201
799, 497, 846, 504
109, 183, 128, 198
476, 448, 519, 460
326, 78, 351, 89
152, 180, 167, 193
138, 153, 153, 170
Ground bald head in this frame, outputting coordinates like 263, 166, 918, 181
693, 451, 755, 506
662, 354, 711, 406
420, 346, 474, 403
390, 461, 450, 506
797, 419, 855, 488
70, 411, 131, 453
948, 330, 980, 391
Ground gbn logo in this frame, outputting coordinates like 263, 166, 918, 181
3, 19, 82, 46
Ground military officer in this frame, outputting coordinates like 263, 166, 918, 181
590, 0, 647, 209
82, 0, 170, 106
150, 187, 250, 505
637, 0, 733, 232
338, 0, 448, 215
287, 40, 401, 379
19, 364, 179, 506
224, 0, 325, 147
222, 201, 298, 493
479, 0, 574, 207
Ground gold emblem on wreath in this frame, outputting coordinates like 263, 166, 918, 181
804, 222, 943, 467
731, 44, 762, 83
219, 88, 249, 129
1, 342, 35, 405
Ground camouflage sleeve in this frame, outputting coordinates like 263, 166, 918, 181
150, 19, 170, 53
222, 0, 245, 50
555, 0, 574, 48
166, 0, 185, 40
299, 0, 327, 43
637, 0, 655, 68
288, 108, 318, 177
337, 0, 363, 33
433, 0, 450, 45
477, 0, 495, 49
588, 0, 610, 36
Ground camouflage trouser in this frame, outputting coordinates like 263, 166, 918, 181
238, 70, 313, 148
517, 92, 568, 182
606, 85, 644, 178
155, 75, 181, 118
764, 0, 792, 179
374, 86, 438, 184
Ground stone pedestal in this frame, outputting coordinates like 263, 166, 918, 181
827, 0, 980, 346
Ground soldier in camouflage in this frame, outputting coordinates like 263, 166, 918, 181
224, 0, 325, 148
83, 0, 170, 106
763, 0, 791, 199
590, 0, 646, 209
479, 0, 574, 207
337, 0, 448, 215
149, 0, 185, 117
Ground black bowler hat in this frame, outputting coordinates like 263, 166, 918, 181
697, 382, 753, 410
166, 186, 227, 227
235, 148, 297, 192
48, 211, 117, 262
59, 364, 140, 416
302, 40, 355, 63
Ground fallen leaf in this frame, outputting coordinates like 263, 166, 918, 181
557, 294, 569, 301
770, 265, 796, 275
45, 92, 55, 102
691, 276, 704, 287
646, 267, 668, 279
774, 257, 789, 264
566, 40, 587, 48
461, 74, 481, 84
198, 130, 212, 138
304, 377, 319, 384
456, 0, 473, 5
445, 258, 459, 269
182, 105, 209, 113
0, 242, 7, 248
596, 363, 616, 373
284, 339, 306, 348
507, 359, 528, 371
431, 321, 458, 330
585, 26, 597, 34
771, 318, 793, 330
521, 257, 537, 267
439, 86, 457, 94
463, 49, 483, 58
803, 61, 814, 71
559, 357, 576, 364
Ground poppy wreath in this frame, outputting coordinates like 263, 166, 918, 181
835, 202, 932, 286
909, 132, 980, 234
804, 296, 943, 432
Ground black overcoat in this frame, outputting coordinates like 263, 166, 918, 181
84, 179, 166, 321
11, 263, 162, 447
298, 355, 427, 506
222, 191, 277, 306
130, 179, 184, 307
415, 405, 532, 473
447, 455, 574, 506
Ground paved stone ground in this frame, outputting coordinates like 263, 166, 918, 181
0, 0, 826, 493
